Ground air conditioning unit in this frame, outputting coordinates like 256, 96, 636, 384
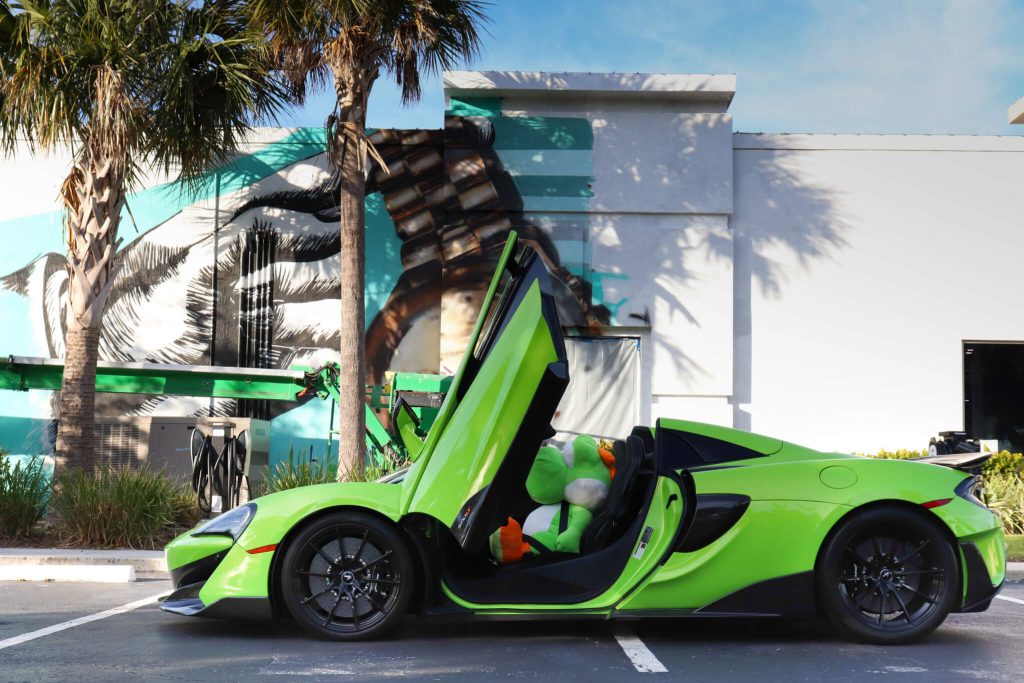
94, 416, 271, 486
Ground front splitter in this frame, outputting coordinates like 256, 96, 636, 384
160, 582, 273, 621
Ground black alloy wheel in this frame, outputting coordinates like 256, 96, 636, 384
280, 511, 414, 640
817, 505, 959, 644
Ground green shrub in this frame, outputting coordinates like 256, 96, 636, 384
987, 474, 1024, 536
984, 451, 1024, 479
263, 450, 336, 494
0, 451, 51, 537
52, 467, 200, 549
262, 440, 410, 493
866, 448, 928, 461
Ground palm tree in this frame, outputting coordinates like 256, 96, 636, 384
247, 0, 487, 480
0, 0, 283, 472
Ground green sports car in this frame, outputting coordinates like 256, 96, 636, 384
161, 232, 1006, 644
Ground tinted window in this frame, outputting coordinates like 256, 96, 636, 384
657, 428, 767, 470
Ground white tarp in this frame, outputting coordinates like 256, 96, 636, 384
552, 336, 640, 442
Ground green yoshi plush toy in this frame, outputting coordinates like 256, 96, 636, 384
490, 434, 614, 563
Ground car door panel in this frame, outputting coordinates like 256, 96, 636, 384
406, 279, 559, 539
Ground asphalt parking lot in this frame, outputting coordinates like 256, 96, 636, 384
1, 580, 1023, 682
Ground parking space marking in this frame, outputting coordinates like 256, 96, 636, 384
612, 627, 668, 673
0, 591, 169, 652
995, 595, 1024, 606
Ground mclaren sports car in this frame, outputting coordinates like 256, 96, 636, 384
161, 231, 1006, 644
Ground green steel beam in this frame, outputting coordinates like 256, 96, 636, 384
1, 356, 309, 401
1, 355, 453, 466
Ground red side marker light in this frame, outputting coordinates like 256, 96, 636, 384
921, 498, 952, 509
247, 544, 277, 554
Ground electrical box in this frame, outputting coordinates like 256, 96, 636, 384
94, 416, 271, 486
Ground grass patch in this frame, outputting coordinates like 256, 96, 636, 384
51, 467, 201, 549
0, 452, 51, 537
261, 455, 336, 494
259, 446, 404, 495
1007, 535, 1024, 563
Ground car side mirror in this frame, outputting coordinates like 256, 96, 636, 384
391, 396, 425, 461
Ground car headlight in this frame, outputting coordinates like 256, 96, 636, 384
192, 503, 256, 540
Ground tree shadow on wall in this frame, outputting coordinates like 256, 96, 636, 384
583, 114, 849, 406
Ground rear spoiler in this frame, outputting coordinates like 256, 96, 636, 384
912, 452, 991, 476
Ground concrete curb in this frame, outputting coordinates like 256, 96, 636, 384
0, 564, 136, 583
0, 548, 167, 582
1007, 562, 1024, 582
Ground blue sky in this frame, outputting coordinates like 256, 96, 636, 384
283, 0, 1024, 136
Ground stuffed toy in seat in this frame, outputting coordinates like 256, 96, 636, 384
490, 435, 614, 563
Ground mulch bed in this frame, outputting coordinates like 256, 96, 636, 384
0, 520, 71, 548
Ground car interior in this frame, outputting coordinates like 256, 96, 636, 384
438, 427, 663, 604
387, 241, 679, 604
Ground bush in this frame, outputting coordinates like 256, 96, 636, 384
263, 450, 336, 494
261, 442, 409, 493
52, 467, 200, 549
0, 451, 51, 537
987, 474, 1024, 536
984, 451, 1024, 479
868, 448, 928, 461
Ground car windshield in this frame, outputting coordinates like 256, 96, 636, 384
470, 243, 532, 362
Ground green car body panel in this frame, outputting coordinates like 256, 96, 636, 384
403, 279, 558, 527
162, 231, 1005, 634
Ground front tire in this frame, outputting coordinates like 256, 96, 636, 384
280, 510, 414, 640
817, 505, 959, 644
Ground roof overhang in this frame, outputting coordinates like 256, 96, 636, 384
444, 71, 736, 107
1009, 96, 1024, 124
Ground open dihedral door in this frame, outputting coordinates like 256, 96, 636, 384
405, 235, 569, 552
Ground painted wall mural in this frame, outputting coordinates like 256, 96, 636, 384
0, 98, 624, 463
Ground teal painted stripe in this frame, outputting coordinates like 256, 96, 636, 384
119, 128, 327, 248
0, 416, 53, 455
490, 116, 594, 151
551, 239, 590, 262
521, 196, 592, 212
494, 149, 593, 176
0, 291, 38, 356
0, 128, 328, 275
447, 97, 502, 117
512, 175, 593, 198
363, 192, 404, 322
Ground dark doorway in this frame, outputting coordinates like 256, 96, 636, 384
963, 341, 1024, 452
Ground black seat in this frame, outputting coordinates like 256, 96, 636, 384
630, 425, 655, 455
579, 435, 644, 554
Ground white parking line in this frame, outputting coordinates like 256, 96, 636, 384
612, 627, 668, 673
0, 591, 169, 651
995, 594, 1024, 606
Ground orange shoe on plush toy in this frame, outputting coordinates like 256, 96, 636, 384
489, 517, 531, 563
598, 446, 616, 480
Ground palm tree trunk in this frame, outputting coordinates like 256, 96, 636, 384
55, 158, 124, 474
329, 59, 376, 481
56, 318, 100, 472
337, 132, 367, 480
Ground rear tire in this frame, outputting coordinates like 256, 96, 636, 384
280, 510, 414, 641
816, 505, 958, 644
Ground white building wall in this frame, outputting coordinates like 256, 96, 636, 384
732, 133, 1024, 453
486, 74, 738, 429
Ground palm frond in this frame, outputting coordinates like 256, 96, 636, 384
1, 0, 293, 190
